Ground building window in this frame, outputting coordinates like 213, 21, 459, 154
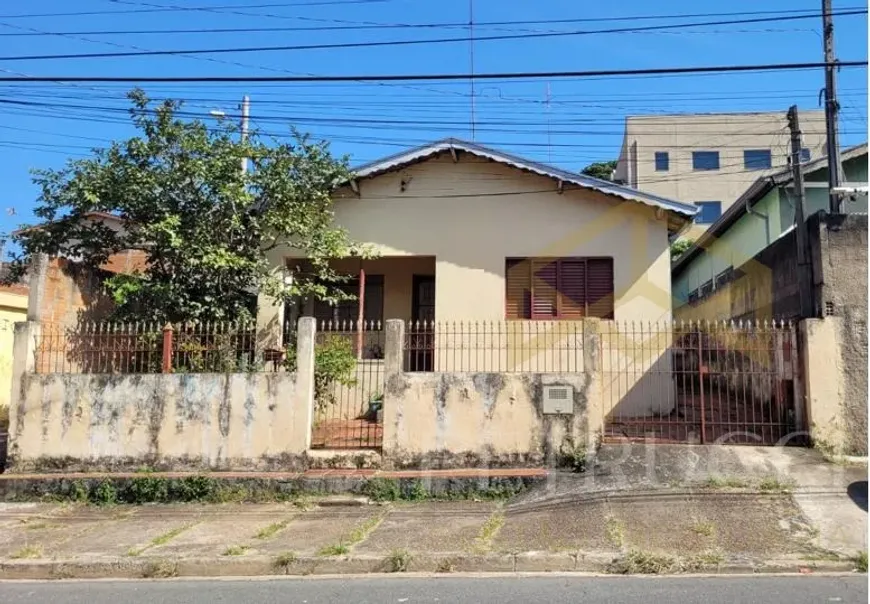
800, 148, 812, 163
694, 201, 722, 224
505, 257, 614, 320
744, 149, 772, 170
692, 151, 720, 171
700, 280, 713, 299
654, 151, 669, 171
313, 275, 384, 324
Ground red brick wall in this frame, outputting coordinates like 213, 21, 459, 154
37, 250, 148, 326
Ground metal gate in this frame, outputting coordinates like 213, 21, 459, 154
602, 321, 803, 445
310, 320, 384, 450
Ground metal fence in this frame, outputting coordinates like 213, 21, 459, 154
601, 320, 802, 445
404, 320, 586, 373
35, 321, 262, 374
310, 320, 384, 450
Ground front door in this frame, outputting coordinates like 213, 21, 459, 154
409, 276, 435, 371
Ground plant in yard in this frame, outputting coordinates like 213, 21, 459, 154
6, 88, 369, 324
852, 550, 868, 572
283, 334, 357, 409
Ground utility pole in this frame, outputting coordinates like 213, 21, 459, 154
822, 0, 843, 213
468, 0, 475, 141
788, 105, 813, 318
240, 95, 250, 174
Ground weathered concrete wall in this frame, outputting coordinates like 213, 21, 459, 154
382, 372, 590, 468
8, 372, 310, 472
801, 317, 867, 456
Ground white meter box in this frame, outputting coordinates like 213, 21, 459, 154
542, 385, 574, 415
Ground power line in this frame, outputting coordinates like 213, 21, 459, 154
1, 10, 865, 62
0, 61, 864, 82
0, 6, 859, 35
0, 0, 388, 19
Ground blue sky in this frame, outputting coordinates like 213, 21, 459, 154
0, 0, 866, 247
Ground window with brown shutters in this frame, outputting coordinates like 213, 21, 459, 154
505, 257, 614, 320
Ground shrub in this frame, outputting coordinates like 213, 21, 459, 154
285, 334, 358, 409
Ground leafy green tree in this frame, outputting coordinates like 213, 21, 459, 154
7, 89, 365, 323
580, 160, 617, 181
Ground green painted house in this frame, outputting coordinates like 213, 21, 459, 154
672, 143, 868, 318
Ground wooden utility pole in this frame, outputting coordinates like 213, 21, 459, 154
788, 105, 813, 318
822, 0, 844, 213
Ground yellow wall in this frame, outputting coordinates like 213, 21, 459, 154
0, 291, 27, 412
271, 153, 675, 323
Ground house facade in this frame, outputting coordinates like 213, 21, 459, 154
258, 139, 696, 345
614, 111, 828, 239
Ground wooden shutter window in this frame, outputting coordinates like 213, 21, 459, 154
505, 259, 530, 319
559, 259, 587, 319
531, 259, 558, 318
586, 258, 614, 319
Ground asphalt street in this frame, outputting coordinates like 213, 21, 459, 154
0, 575, 867, 603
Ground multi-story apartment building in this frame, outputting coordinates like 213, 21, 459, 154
614, 111, 828, 239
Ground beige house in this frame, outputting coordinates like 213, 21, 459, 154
259, 139, 696, 346
614, 111, 827, 239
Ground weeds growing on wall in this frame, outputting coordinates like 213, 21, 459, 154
18, 473, 531, 505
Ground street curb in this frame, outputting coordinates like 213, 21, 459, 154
0, 554, 861, 581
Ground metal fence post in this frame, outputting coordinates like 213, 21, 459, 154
161, 323, 173, 373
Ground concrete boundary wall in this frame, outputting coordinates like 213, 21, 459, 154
7, 319, 316, 472
380, 320, 602, 469
801, 317, 868, 456
7, 314, 862, 471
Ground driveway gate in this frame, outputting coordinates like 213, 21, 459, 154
602, 321, 804, 445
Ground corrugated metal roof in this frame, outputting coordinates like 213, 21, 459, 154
351, 138, 698, 219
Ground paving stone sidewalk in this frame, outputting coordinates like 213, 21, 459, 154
0, 488, 864, 580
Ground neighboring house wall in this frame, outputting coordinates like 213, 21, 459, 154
271, 154, 675, 323
675, 212, 868, 323
615, 111, 828, 238
27, 251, 147, 326
0, 288, 27, 413
673, 152, 868, 312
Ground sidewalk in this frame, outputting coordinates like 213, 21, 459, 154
0, 486, 864, 579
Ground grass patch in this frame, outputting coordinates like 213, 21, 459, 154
317, 513, 387, 556
141, 559, 178, 579
852, 551, 868, 572
608, 549, 724, 575
386, 549, 413, 573
605, 515, 625, 547
800, 550, 843, 562
690, 520, 716, 538
254, 519, 292, 540
128, 523, 196, 556
11, 545, 43, 559
471, 510, 505, 554
704, 476, 750, 489
273, 551, 299, 573
222, 545, 250, 557
317, 543, 350, 557
758, 476, 794, 493
435, 558, 456, 573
